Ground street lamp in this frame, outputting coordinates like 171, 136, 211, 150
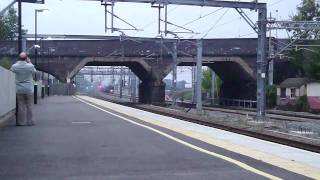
34, 8, 49, 104
34, 8, 48, 70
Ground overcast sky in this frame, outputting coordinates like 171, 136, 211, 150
1, 0, 302, 39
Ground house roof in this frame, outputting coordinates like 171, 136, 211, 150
279, 78, 310, 88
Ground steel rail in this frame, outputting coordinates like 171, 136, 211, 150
91, 93, 320, 153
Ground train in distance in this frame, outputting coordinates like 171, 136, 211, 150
97, 79, 115, 94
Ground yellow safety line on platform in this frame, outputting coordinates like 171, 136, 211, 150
76, 95, 320, 179
74, 96, 282, 180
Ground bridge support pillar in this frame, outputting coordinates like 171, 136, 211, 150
139, 81, 165, 105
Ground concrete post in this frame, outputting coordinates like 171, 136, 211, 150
120, 42, 125, 99
128, 70, 132, 96
268, 33, 274, 86
196, 39, 203, 113
211, 70, 216, 105
18, 0, 22, 54
268, 12, 274, 86
192, 65, 195, 103
22, 38, 27, 52
268, 59, 274, 86
172, 42, 177, 107
131, 73, 137, 103
256, 7, 267, 119
120, 66, 123, 99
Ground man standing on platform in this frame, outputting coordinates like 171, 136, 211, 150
11, 52, 37, 126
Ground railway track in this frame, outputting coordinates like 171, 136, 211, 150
91, 92, 320, 153
173, 101, 320, 123
95, 91, 320, 122
96, 92, 320, 123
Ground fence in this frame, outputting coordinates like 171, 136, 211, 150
0, 66, 16, 125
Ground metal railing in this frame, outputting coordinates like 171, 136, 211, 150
167, 97, 257, 110
215, 98, 257, 109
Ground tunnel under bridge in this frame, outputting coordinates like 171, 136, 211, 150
0, 37, 288, 104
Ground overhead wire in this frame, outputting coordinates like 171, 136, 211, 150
133, 0, 287, 38
214, 0, 287, 31
170, 7, 225, 32
237, 32, 256, 38
141, 6, 180, 30
113, 0, 289, 39
231, 0, 288, 38
129, 5, 180, 37
168, 0, 287, 38
202, 8, 230, 38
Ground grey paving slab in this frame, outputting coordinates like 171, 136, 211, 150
0, 96, 309, 180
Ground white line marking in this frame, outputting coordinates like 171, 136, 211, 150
73, 96, 282, 180
71, 121, 92, 124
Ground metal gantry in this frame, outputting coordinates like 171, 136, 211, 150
268, 20, 320, 58
94, 0, 268, 119
101, 0, 141, 33
268, 20, 320, 31
79, 66, 132, 76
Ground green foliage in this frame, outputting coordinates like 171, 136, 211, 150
289, 0, 320, 80
202, 68, 212, 95
177, 90, 193, 102
295, 95, 310, 112
304, 48, 320, 80
0, 7, 27, 40
0, 57, 12, 70
290, 47, 320, 80
292, 0, 320, 39
289, 49, 306, 77
215, 75, 222, 97
266, 85, 277, 108
201, 68, 222, 98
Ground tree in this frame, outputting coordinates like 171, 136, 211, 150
289, 0, 320, 80
292, 0, 320, 39
202, 68, 212, 96
201, 68, 222, 98
290, 46, 320, 80
0, 7, 26, 40
303, 48, 320, 79
289, 48, 306, 77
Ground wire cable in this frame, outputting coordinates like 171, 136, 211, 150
213, 0, 287, 31
171, 7, 224, 32
141, 6, 180, 30
202, 9, 230, 38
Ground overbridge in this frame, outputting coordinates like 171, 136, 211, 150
0, 37, 283, 104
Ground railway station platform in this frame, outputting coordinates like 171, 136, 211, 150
0, 95, 319, 180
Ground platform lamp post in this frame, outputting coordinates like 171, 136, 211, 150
18, 0, 22, 54
47, 53, 50, 96
34, 8, 48, 104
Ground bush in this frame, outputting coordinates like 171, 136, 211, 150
178, 91, 193, 102
266, 85, 277, 108
0, 57, 12, 70
295, 95, 309, 112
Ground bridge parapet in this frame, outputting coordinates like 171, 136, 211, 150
0, 38, 258, 57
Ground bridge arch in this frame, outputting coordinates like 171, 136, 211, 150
178, 56, 257, 100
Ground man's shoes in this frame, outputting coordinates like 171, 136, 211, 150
16, 122, 35, 126
27, 122, 35, 126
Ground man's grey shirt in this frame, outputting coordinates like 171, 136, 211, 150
10, 61, 36, 95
